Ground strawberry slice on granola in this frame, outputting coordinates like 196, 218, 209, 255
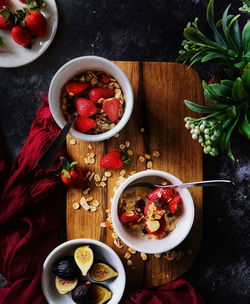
148, 187, 173, 202
168, 196, 182, 214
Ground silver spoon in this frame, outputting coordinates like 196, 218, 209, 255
126, 180, 234, 190
38, 112, 78, 170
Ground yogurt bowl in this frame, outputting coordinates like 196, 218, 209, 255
111, 170, 195, 254
49, 56, 133, 141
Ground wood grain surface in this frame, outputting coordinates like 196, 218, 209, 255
66, 61, 203, 289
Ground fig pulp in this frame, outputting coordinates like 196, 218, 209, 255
91, 285, 112, 304
53, 256, 78, 280
55, 275, 78, 294
72, 281, 91, 303
89, 263, 119, 281
74, 245, 94, 276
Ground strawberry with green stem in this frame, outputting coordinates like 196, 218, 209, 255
60, 157, 85, 189
100, 151, 130, 170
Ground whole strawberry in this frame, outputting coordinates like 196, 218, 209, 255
25, 11, 47, 37
11, 26, 31, 45
60, 157, 84, 189
100, 151, 130, 170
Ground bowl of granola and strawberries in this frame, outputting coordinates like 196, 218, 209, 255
49, 56, 133, 141
111, 170, 195, 254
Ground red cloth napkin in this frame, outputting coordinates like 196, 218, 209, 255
0, 96, 66, 304
0, 97, 205, 304
123, 279, 206, 304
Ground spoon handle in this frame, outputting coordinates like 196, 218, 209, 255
38, 113, 78, 170
157, 180, 235, 188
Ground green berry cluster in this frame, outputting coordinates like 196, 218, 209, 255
184, 117, 221, 156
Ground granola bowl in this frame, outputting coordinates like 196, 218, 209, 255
49, 56, 133, 141
111, 170, 195, 254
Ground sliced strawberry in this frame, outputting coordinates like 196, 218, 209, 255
89, 88, 114, 103
74, 117, 96, 133
120, 211, 139, 227
168, 196, 182, 214
148, 187, 173, 202
75, 97, 97, 117
102, 98, 120, 123
100, 75, 110, 85
0, 14, 12, 30
66, 82, 90, 95
100, 151, 124, 169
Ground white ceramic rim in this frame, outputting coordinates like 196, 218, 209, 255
111, 170, 195, 254
48, 55, 134, 141
41, 238, 126, 304
0, 0, 58, 68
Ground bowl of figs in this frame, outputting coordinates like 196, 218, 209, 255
42, 239, 126, 304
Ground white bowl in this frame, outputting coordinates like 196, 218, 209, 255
49, 56, 134, 141
42, 239, 126, 304
111, 170, 195, 254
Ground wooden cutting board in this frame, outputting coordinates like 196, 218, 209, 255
66, 62, 203, 289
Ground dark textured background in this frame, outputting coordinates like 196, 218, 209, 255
0, 0, 249, 303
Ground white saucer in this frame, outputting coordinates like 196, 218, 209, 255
0, 0, 58, 68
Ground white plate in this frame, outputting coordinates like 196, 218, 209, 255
0, 0, 58, 68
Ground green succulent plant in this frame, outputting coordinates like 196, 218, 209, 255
177, 0, 250, 159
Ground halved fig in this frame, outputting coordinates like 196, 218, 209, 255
55, 275, 78, 294
74, 245, 94, 276
89, 263, 119, 281
91, 284, 112, 304
72, 281, 91, 303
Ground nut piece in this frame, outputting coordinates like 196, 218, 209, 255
70, 139, 77, 145
127, 259, 132, 266
140, 253, 148, 261
124, 252, 132, 260
152, 151, 160, 157
146, 220, 160, 232
114, 133, 120, 138
80, 197, 90, 211
72, 202, 80, 210
147, 161, 153, 169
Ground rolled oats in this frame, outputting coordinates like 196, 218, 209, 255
147, 161, 153, 169
70, 139, 77, 145
94, 174, 101, 182
127, 259, 132, 266
139, 156, 145, 162
152, 151, 160, 157
127, 149, 133, 155
104, 171, 112, 177
145, 154, 151, 159
72, 202, 80, 210
140, 253, 148, 261
128, 248, 136, 254
124, 252, 132, 260
119, 144, 126, 150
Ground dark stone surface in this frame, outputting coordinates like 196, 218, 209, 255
0, 0, 249, 303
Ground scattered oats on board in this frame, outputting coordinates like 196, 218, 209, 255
125, 141, 130, 147
124, 252, 131, 260
152, 151, 160, 157
120, 169, 126, 176
90, 206, 97, 212
89, 172, 95, 181
127, 149, 133, 155
86, 197, 94, 202
145, 154, 151, 159
114, 133, 120, 138
139, 156, 145, 162
119, 144, 126, 150
154, 253, 161, 258
80, 197, 90, 211
94, 174, 101, 182
83, 188, 91, 195
147, 161, 153, 169
104, 171, 112, 177
140, 253, 147, 261
140, 127, 145, 132
114, 238, 123, 248
128, 248, 136, 254
88, 144, 93, 149
70, 139, 77, 145
92, 200, 100, 207
72, 202, 80, 210
100, 182, 106, 187
127, 260, 132, 266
